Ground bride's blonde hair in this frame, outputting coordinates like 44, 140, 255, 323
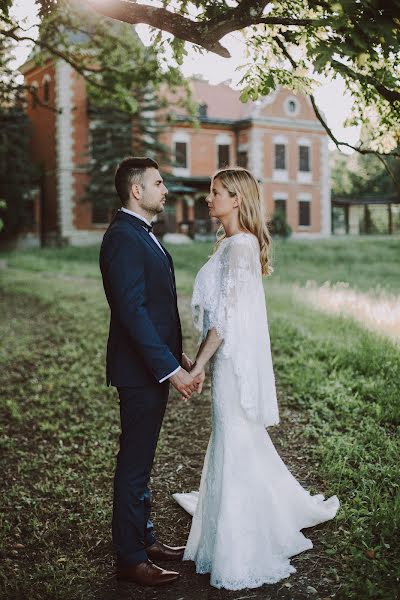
212, 167, 273, 276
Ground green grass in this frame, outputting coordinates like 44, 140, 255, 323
4, 235, 399, 293
0, 236, 399, 599
267, 285, 400, 598
268, 236, 400, 294
2, 244, 100, 278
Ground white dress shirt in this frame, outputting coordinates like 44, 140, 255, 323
120, 207, 181, 383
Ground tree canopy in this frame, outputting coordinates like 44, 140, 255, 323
0, 0, 184, 112
84, 0, 400, 161
331, 149, 400, 198
0, 0, 399, 162
0, 0, 187, 232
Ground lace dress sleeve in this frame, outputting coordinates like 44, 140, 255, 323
207, 236, 259, 353
193, 234, 280, 427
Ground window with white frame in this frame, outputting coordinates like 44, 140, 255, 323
175, 142, 187, 168
274, 198, 287, 217
298, 193, 311, 226
218, 144, 230, 168
297, 138, 312, 183
216, 134, 231, 169
237, 142, 248, 168
299, 145, 310, 172
272, 136, 288, 182
274, 144, 286, 170
273, 192, 288, 219
172, 132, 190, 175
237, 150, 248, 168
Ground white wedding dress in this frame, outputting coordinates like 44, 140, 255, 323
173, 232, 340, 590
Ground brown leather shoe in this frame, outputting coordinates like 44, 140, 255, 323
116, 559, 179, 586
145, 540, 186, 562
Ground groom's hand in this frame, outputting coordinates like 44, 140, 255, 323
169, 368, 197, 400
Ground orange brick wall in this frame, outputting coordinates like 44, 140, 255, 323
161, 125, 236, 176
261, 127, 325, 232
22, 63, 327, 238
25, 60, 57, 236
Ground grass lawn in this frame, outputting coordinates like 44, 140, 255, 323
0, 236, 399, 599
4, 235, 400, 293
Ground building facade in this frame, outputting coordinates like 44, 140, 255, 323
20, 59, 331, 246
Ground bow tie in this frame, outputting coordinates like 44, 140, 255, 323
142, 222, 153, 233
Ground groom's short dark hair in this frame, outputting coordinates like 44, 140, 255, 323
115, 156, 159, 205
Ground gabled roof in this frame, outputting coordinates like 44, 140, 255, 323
191, 79, 253, 120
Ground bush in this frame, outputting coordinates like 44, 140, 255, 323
269, 210, 292, 239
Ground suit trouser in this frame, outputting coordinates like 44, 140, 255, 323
112, 381, 169, 566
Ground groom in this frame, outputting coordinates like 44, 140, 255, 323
100, 157, 203, 586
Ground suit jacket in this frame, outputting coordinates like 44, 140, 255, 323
99, 210, 182, 387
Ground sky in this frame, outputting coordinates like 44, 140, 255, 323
10, 0, 360, 152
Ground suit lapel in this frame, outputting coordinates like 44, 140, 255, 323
159, 242, 177, 293
117, 211, 175, 291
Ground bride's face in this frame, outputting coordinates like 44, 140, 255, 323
207, 177, 237, 219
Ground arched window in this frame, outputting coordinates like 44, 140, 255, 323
198, 103, 208, 118
44, 79, 50, 104
42, 75, 51, 105
284, 96, 300, 117
31, 81, 38, 108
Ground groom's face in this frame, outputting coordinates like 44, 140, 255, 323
135, 168, 168, 215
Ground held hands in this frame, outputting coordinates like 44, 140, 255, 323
169, 368, 198, 401
190, 361, 206, 394
182, 352, 205, 396
169, 354, 206, 400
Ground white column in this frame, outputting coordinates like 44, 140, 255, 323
248, 128, 263, 180
55, 60, 75, 240
248, 127, 264, 209
320, 134, 331, 236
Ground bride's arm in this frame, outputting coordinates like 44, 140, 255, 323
190, 327, 222, 392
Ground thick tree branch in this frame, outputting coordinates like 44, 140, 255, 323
330, 59, 400, 105
206, 0, 269, 40
86, 0, 398, 112
86, 0, 231, 56
309, 93, 399, 157
85, 0, 328, 57
274, 36, 400, 160
375, 154, 399, 191
259, 16, 324, 26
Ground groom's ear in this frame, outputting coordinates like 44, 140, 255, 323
130, 182, 142, 201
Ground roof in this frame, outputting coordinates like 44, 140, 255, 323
167, 79, 321, 129
190, 79, 252, 120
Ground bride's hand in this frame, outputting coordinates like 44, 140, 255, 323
190, 362, 206, 394
181, 352, 193, 372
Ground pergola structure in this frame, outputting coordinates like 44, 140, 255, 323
332, 195, 400, 235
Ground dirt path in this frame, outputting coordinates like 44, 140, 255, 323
94, 296, 341, 600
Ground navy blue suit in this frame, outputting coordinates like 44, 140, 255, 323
99, 209, 183, 566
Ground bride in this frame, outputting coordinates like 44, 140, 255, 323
173, 167, 340, 590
